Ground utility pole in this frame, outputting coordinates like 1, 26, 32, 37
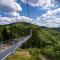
26, 0, 29, 17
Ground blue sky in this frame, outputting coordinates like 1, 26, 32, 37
0, 0, 60, 28
19, 0, 46, 19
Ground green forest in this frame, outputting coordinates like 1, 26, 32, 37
0, 22, 60, 60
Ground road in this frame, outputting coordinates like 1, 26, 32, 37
0, 34, 31, 60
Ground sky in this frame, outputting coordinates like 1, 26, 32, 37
0, 0, 60, 28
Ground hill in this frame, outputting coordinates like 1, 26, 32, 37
0, 22, 60, 60
53, 28, 60, 32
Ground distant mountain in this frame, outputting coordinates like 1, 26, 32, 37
53, 28, 60, 32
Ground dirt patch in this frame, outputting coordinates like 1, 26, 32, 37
16, 51, 31, 58
6, 50, 31, 60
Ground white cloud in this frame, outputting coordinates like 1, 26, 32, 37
0, 0, 60, 28
0, 0, 33, 25
0, 17, 16, 25
0, 0, 22, 17
35, 8, 60, 27
0, 16, 33, 25
16, 16, 33, 23
21, 0, 55, 9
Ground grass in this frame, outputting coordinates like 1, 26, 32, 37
6, 49, 31, 60
6, 48, 41, 60
6, 48, 51, 60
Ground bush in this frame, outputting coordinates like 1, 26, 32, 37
28, 48, 41, 60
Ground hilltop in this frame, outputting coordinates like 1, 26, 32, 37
0, 22, 60, 60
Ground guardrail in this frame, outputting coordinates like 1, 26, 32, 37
0, 33, 32, 60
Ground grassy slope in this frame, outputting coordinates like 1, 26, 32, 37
6, 49, 31, 60
0, 22, 60, 60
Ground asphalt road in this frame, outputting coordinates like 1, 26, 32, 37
0, 34, 31, 60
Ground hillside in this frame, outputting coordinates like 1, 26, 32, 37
0, 22, 60, 60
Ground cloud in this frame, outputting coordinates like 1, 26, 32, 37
0, 17, 16, 25
35, 8, 60, 27
0, 0, 60, 28
21, 0, 55, 9
0, 0, 22, 17
0, 0, 33, 25
0, 16, 33, 25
